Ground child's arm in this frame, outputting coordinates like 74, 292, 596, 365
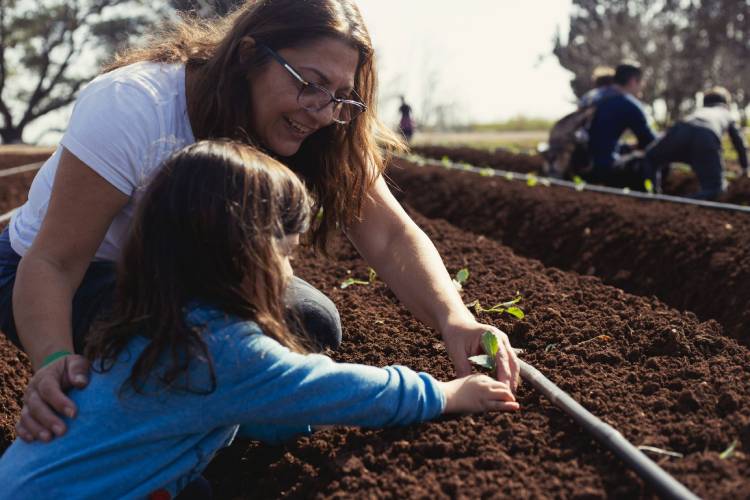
210, 326, 517, 436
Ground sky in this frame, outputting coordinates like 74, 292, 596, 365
357, 0, 577, 127
27, 0, 577, 144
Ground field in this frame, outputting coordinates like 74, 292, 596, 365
0, 147, 749, 498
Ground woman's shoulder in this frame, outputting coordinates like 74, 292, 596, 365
82, 61, 186, 105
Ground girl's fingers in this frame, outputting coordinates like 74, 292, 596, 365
18, 406, 48, 442
25, 390, 64, 439
488, 386, 517, 401
486, 400, 520, 412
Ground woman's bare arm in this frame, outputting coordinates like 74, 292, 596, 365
13, 148, 128, 441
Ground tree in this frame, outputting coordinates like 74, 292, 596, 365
0, 0, 163, 144
554, 0, 749, 125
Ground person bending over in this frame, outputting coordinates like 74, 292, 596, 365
645, 86, 749, 200
586, 62, 657, 189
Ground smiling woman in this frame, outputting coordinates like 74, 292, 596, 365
0, 1, 520, 495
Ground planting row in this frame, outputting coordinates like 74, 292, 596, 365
413, 144, 750, 205
389, 158, 750, 346
2, 211, 747, 497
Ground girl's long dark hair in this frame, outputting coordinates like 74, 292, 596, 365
85, 140, 312, 393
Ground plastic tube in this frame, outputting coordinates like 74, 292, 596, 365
0, 161, 44, 178
401, 154, 750, 215
519, 360, 700, 500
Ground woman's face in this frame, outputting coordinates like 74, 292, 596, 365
249, 37, 360, 157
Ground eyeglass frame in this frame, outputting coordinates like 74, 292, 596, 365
259, 44, 367, 124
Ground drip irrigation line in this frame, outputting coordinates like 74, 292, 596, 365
519, 360, 700, 500
0, 161, 44, 178
400, 154, 750, 215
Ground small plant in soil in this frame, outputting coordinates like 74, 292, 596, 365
452, 268, 470, 292
465, 296, 525, 319
469, 331, 503, 370
340, 267, 377, 289
719, 439, 739, 460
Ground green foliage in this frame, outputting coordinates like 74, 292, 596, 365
340, 267, 377, 290
526, 174, 538, 187
719, 439, 739, 460
644, 179, 654, 194
469, 331, 502, 370
452, 268, 469, 292
466, 296, 525, 319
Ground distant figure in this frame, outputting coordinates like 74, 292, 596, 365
586, 61, 657, 189
578, 66, 616, 109
645, 87, 749, 200
398, 96, 414, 142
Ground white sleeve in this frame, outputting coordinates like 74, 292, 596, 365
60, 79, 163, 196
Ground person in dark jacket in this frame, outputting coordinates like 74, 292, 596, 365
586, 62, 657, 188
645, 87, 749, 200
577, 66, 616, 109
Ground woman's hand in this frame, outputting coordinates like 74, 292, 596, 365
440, 374, 519, 414
440, 320, 520, 393
16, 354, 90, 443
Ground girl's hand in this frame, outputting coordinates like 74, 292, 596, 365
16, 354, 90, 443
440, 321, 520, 393
440, 374, 520, 414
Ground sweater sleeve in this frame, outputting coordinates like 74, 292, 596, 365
628, 101, 657, 148
208, 324, 446, 432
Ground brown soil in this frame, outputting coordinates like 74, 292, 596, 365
390, 158, 750, 347
0, 145, 53, 170
0, 155, 748, 498
414, 145, 750, 205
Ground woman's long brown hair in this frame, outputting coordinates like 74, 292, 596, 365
105, 0, 405, 251
85, 140, 312, 393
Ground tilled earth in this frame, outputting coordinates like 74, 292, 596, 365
0, 153, 748, 498
413, 145, 750, 205
391, 158, 750, 347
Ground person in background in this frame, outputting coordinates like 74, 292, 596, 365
0, 141, 519, 499
398, 95, 415, 142
586, 61, 657, 188
645, 86, 749, 199
577, 65, 616, 109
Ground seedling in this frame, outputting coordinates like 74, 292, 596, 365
469, 330, 502, 370
465, 295, 525, 319
340, 267, 377, 289
441, 156, 452, 167
644, 179, 654, 194
527, 174, 538, 187
573, 175, 586, 191
479, 167, 494, 177
719, 439, 739, 460
315, 207, 325, 222
452, 268, 470, 292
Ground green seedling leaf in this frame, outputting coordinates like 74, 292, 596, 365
644, 178, 654, 194
527, 175, 538, 187
340, 277, 369, 289
468, 354, 494, 370
441, 156, 451, 167
479, 167, 494, 177
498, 296, 522, 308
481, 330, 500, 358
315, 207, 325, 222
573, 175, 585, 185
455, 268, 470, 285
506, 306, 525, 319
720, 439, 739, 460
368, 267, 377, 284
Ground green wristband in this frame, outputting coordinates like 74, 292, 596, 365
41, 350, 72, 368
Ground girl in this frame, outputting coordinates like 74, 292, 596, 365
3, 0, 519, 444
0, 142, 518, 499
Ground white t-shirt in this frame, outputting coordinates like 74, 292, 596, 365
9, 62, 195, 261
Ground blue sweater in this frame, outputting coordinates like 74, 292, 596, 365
588, 90, 657, 170
0, 306, 445, 499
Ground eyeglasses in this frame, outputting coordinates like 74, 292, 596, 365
261, 45, 367, 124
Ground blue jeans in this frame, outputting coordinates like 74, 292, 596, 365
0, 228, 341, 353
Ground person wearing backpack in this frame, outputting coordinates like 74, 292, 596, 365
644, 87, 749, 200
585, 62, 657, 188
577, 66, 616, 109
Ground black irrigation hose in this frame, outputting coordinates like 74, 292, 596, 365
400, 154, 750, 215
520, 360, 700, 500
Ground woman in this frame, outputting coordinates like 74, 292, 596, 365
0, 0, 519, 443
